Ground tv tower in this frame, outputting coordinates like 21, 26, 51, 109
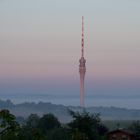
79, 16, 86, 107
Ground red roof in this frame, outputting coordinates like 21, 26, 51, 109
108, 129, 134, 136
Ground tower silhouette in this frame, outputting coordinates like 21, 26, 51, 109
79, 16, 86, 107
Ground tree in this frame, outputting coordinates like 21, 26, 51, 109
18, 113, 62, 140
18, 114, 45, 140
0, 109, 20, 140
47, 128, 71, 140
129, 121, 140, 133
26, 114, 40, 129
71, 129, 88, 140
98, 124, 108, 136
68, 110, 108, 140
38, 113, 61, 135
129, 121, 140, 140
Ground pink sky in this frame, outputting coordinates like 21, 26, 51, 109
0, 0, 140, 107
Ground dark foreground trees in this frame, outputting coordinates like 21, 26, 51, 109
18, 113, 71, 140
128, 121, 140, 140
68, 110, 108, 140
0, 109, 20, 140
0, 109, 108, 140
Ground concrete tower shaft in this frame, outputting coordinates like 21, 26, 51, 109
79, 16, 86, 107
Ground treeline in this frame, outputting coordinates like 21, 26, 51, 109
1, 99, 140, 121
0, 109, 140, 140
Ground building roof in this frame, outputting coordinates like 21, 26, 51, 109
108, 129, 134, 136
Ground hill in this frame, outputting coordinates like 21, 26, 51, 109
0, 99, 140, 122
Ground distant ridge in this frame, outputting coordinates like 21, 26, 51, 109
0, 99, 140, 122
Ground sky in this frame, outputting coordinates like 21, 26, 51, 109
0, 0, 140, 108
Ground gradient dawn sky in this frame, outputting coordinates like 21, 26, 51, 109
0, 0, 140, 108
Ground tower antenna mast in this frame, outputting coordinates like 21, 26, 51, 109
82, 16, 84, 57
